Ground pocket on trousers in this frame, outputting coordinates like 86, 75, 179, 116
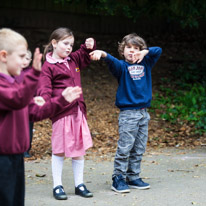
119, 113, 142, 133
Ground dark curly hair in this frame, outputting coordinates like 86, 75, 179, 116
118, 33, 147, 58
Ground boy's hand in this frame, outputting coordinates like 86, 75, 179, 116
32, 48, 43, 71
62, 86, 82, 103
89, 50, 107, 60
33, 96, 46, 106
85, 38, 94, 49
135, 50, 149, 63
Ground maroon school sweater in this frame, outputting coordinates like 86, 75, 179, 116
0, 69, 68, 154
37, 41, 96, 123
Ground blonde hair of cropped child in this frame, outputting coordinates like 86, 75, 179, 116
118, 33, 147, 58
0, 28, 28, 53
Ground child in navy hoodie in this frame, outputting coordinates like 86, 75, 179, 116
0, 28, 82, 206
90, 33, 162, 193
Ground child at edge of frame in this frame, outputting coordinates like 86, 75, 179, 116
36, 27, 96, 200
15, 49, 34, 158
0, 28, 82, 206
90, 33, 162, 193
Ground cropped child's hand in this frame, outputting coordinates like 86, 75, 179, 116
33, 96, 46, 106
85, 38, 94, 49
89, 50, 107, 60
134, 49, 149, 63
32, 48, 43, 71
62, 86, 82, 103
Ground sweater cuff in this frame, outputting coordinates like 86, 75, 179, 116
103, 52, 110, 60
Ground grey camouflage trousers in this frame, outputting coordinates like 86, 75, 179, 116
113, 109, 150, 181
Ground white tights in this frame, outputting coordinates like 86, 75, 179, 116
52, 154, 84, 188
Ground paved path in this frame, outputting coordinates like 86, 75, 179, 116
25, 147, 206, 206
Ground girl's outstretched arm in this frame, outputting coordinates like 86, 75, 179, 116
70, 38, 96, 69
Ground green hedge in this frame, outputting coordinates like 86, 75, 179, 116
151, 61, 206, 135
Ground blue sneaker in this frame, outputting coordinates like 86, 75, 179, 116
111, 175, 130, 193
128, 178, 150, 190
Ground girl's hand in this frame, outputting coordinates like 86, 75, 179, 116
62, 86, 82, 103
135, 49, 149, 63
85, 38, 94, 49
89, 50, 107, 60
33, 96, 46, 106
32, 48, 43, 71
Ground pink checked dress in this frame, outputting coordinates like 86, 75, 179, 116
46, 54, 93, 157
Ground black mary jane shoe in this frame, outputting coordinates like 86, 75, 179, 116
75, 184, 93, 198
53, 185, 68, 200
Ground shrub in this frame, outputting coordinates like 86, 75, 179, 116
151, 61, 206, 135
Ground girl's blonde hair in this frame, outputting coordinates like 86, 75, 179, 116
118, 33, 147, 58
43, 27, 73, 60
0, 28, 27, 54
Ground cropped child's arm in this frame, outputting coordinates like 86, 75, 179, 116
29, 86, 82, 121
0, 69, 40, 110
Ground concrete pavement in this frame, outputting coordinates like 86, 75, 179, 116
25, 147, 206, 206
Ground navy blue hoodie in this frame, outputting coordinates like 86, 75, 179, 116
104, 47, 162, 110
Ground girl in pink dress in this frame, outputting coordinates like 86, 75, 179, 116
37, 27, 96, 200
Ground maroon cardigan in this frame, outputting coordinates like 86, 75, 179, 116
0, 69, 68, 154
37, 41, 96, 123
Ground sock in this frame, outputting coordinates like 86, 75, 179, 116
72, 159, 84, 187
52, 154, 64, 188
